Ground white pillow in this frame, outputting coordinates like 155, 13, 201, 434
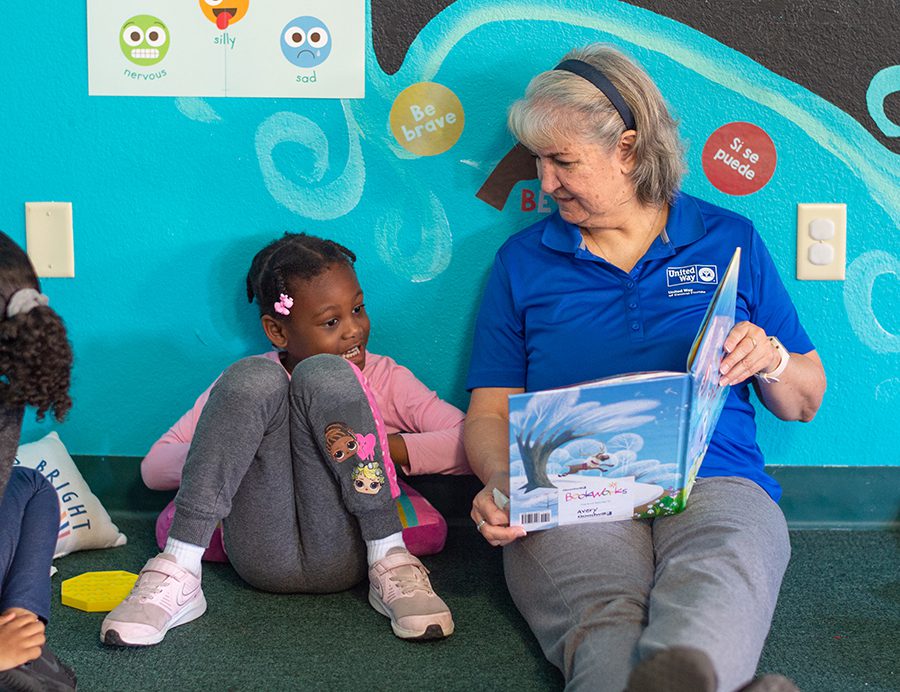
14, 432, 127, 559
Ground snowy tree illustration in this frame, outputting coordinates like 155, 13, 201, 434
510, 390, 658, 492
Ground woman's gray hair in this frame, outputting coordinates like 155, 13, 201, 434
508, 43, 685, 205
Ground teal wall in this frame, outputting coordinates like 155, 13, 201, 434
5, 2, 899, 465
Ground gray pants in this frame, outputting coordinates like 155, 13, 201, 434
503, 476, 791, 692
170, 354, 402, 594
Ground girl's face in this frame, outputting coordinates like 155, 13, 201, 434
268, 263, 370, 372
532, 129, 636, 229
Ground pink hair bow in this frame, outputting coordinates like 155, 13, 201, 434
274, 293, 294, 316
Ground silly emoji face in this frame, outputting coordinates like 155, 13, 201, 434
120, 16, 170, 66
199, 0, 249, 30
325, 423, 358, 463
280, 16, 332, 68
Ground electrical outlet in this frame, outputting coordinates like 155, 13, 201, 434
796, 203, 845, 280
25, 202, 74, 278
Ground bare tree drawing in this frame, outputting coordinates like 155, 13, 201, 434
510, 390, 658, 493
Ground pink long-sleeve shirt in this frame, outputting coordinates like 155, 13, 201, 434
141, 351, 471, 492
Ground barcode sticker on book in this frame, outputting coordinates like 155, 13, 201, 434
519, 511, 552, 525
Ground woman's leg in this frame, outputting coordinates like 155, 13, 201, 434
637, 476, 791, 692
0, 467, 59, 622
503, 520, 655, 692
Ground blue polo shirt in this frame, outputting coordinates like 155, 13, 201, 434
466, 192, 814, 500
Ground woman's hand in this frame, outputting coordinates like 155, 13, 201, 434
719, 321, 826, 421
0, 610, 45, 671
719, 321, 779, 386
470, 471, 527, 547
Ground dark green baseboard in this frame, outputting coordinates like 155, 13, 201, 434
768, 466, 900, 529
74, 456, 900, 530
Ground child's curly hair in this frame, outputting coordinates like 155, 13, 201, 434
246, 232, 356, 318
0, 231, 73, 421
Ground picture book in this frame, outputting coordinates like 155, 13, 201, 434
507, 248, 741, 531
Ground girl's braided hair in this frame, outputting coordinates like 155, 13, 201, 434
246, 233, 356, 317
0, 231, 73, 421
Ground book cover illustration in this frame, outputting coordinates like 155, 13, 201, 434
508, 248, 741, 531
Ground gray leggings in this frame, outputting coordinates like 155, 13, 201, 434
170, 354, 402, 594
503, 476, 791, 692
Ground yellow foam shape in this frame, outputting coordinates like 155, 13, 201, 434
61, 571, 138, 612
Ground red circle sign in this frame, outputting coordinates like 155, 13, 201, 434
701, 122, 777, 196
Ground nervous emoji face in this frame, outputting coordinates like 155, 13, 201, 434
120, 16, 170, 66
325, 423, 358, 463
200, 0, 250, 30
280, 16, 331, 68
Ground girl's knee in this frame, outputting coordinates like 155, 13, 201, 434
214, 356, 288, 398
10, 466, 53, 495
290, 354, 362, 401
291, 353, 354, 379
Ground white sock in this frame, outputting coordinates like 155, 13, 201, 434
366, 532, 406, 565
164, 537, 205, 577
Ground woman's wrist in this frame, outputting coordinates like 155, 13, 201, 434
756, 336, 790, 383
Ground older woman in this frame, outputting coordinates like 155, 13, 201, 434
464, 45, 825, 692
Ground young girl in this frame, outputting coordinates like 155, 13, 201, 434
0, 231, 77, 690
102, 233, 469, 647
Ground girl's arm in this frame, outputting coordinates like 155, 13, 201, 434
464, 387, 526, 547
375, 358, 470, 476
140, 388, 211, 490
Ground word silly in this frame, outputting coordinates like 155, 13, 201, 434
214, 33, 237, 49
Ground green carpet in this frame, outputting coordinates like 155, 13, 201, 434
46, 516, 898, 691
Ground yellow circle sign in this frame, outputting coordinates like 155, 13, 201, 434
390, 82, 464, 156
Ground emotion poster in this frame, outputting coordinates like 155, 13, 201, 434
87, 0, 364, 98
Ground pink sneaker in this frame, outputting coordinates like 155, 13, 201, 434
101, 554, 206, 647
368, 547, 454, 640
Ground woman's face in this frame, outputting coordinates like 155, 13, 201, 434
532, 130, 635, 229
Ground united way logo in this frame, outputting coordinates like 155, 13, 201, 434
666, 264, 719, 287
666, 264, 719, 297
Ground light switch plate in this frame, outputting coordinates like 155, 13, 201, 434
25, 202, 74, 278
796, 203, 845, 280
